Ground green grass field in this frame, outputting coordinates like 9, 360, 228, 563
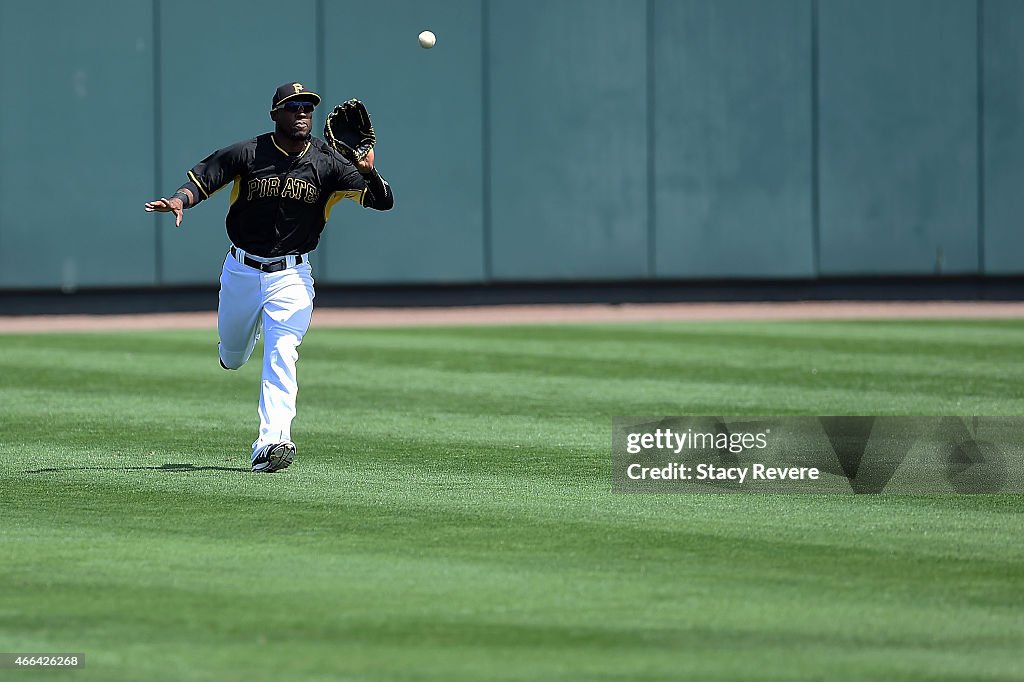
1, 319, 1023, 681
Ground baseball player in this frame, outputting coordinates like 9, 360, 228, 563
144, 82, 393, 472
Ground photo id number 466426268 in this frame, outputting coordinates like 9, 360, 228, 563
0, 654, 84, 668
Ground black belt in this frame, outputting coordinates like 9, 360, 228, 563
230, 246, 304, 273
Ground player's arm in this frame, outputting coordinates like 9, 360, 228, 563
360, 170, 394, 211
338, 149, 394, 211
144, 141, 251, 226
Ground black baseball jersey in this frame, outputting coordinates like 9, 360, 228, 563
181, 133, 393, 257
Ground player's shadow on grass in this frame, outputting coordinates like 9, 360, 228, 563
25, 463, 249, 474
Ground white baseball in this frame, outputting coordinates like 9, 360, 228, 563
418, 30, 436, 49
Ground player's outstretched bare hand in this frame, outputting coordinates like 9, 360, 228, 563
144, 197, 185, 227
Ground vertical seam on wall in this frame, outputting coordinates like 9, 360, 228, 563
315, 0, 328, 281
646, 0, 656, 279
976, 0, 986, 274
153, 0, 163, 285
482, 0, 493, 281
810, 0, 821, 277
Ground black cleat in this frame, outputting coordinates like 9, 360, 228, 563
251, 442, 296, 473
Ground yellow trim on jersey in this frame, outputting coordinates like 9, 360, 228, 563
188, 171, 209, 199
271, 136, 311, 158
229, 176, 242, 206
323, 189, 366, 221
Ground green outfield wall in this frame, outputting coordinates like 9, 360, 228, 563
0, 0, 1020, 290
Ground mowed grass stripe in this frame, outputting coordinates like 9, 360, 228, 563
1, 320, 1023, 681
3, 327, 1022, 418
4, 322, 1023, 396
4, 487, 1023, 678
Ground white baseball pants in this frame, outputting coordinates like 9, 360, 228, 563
216, 248, 315, 456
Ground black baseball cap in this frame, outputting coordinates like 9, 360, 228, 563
272, 82, 321, 109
